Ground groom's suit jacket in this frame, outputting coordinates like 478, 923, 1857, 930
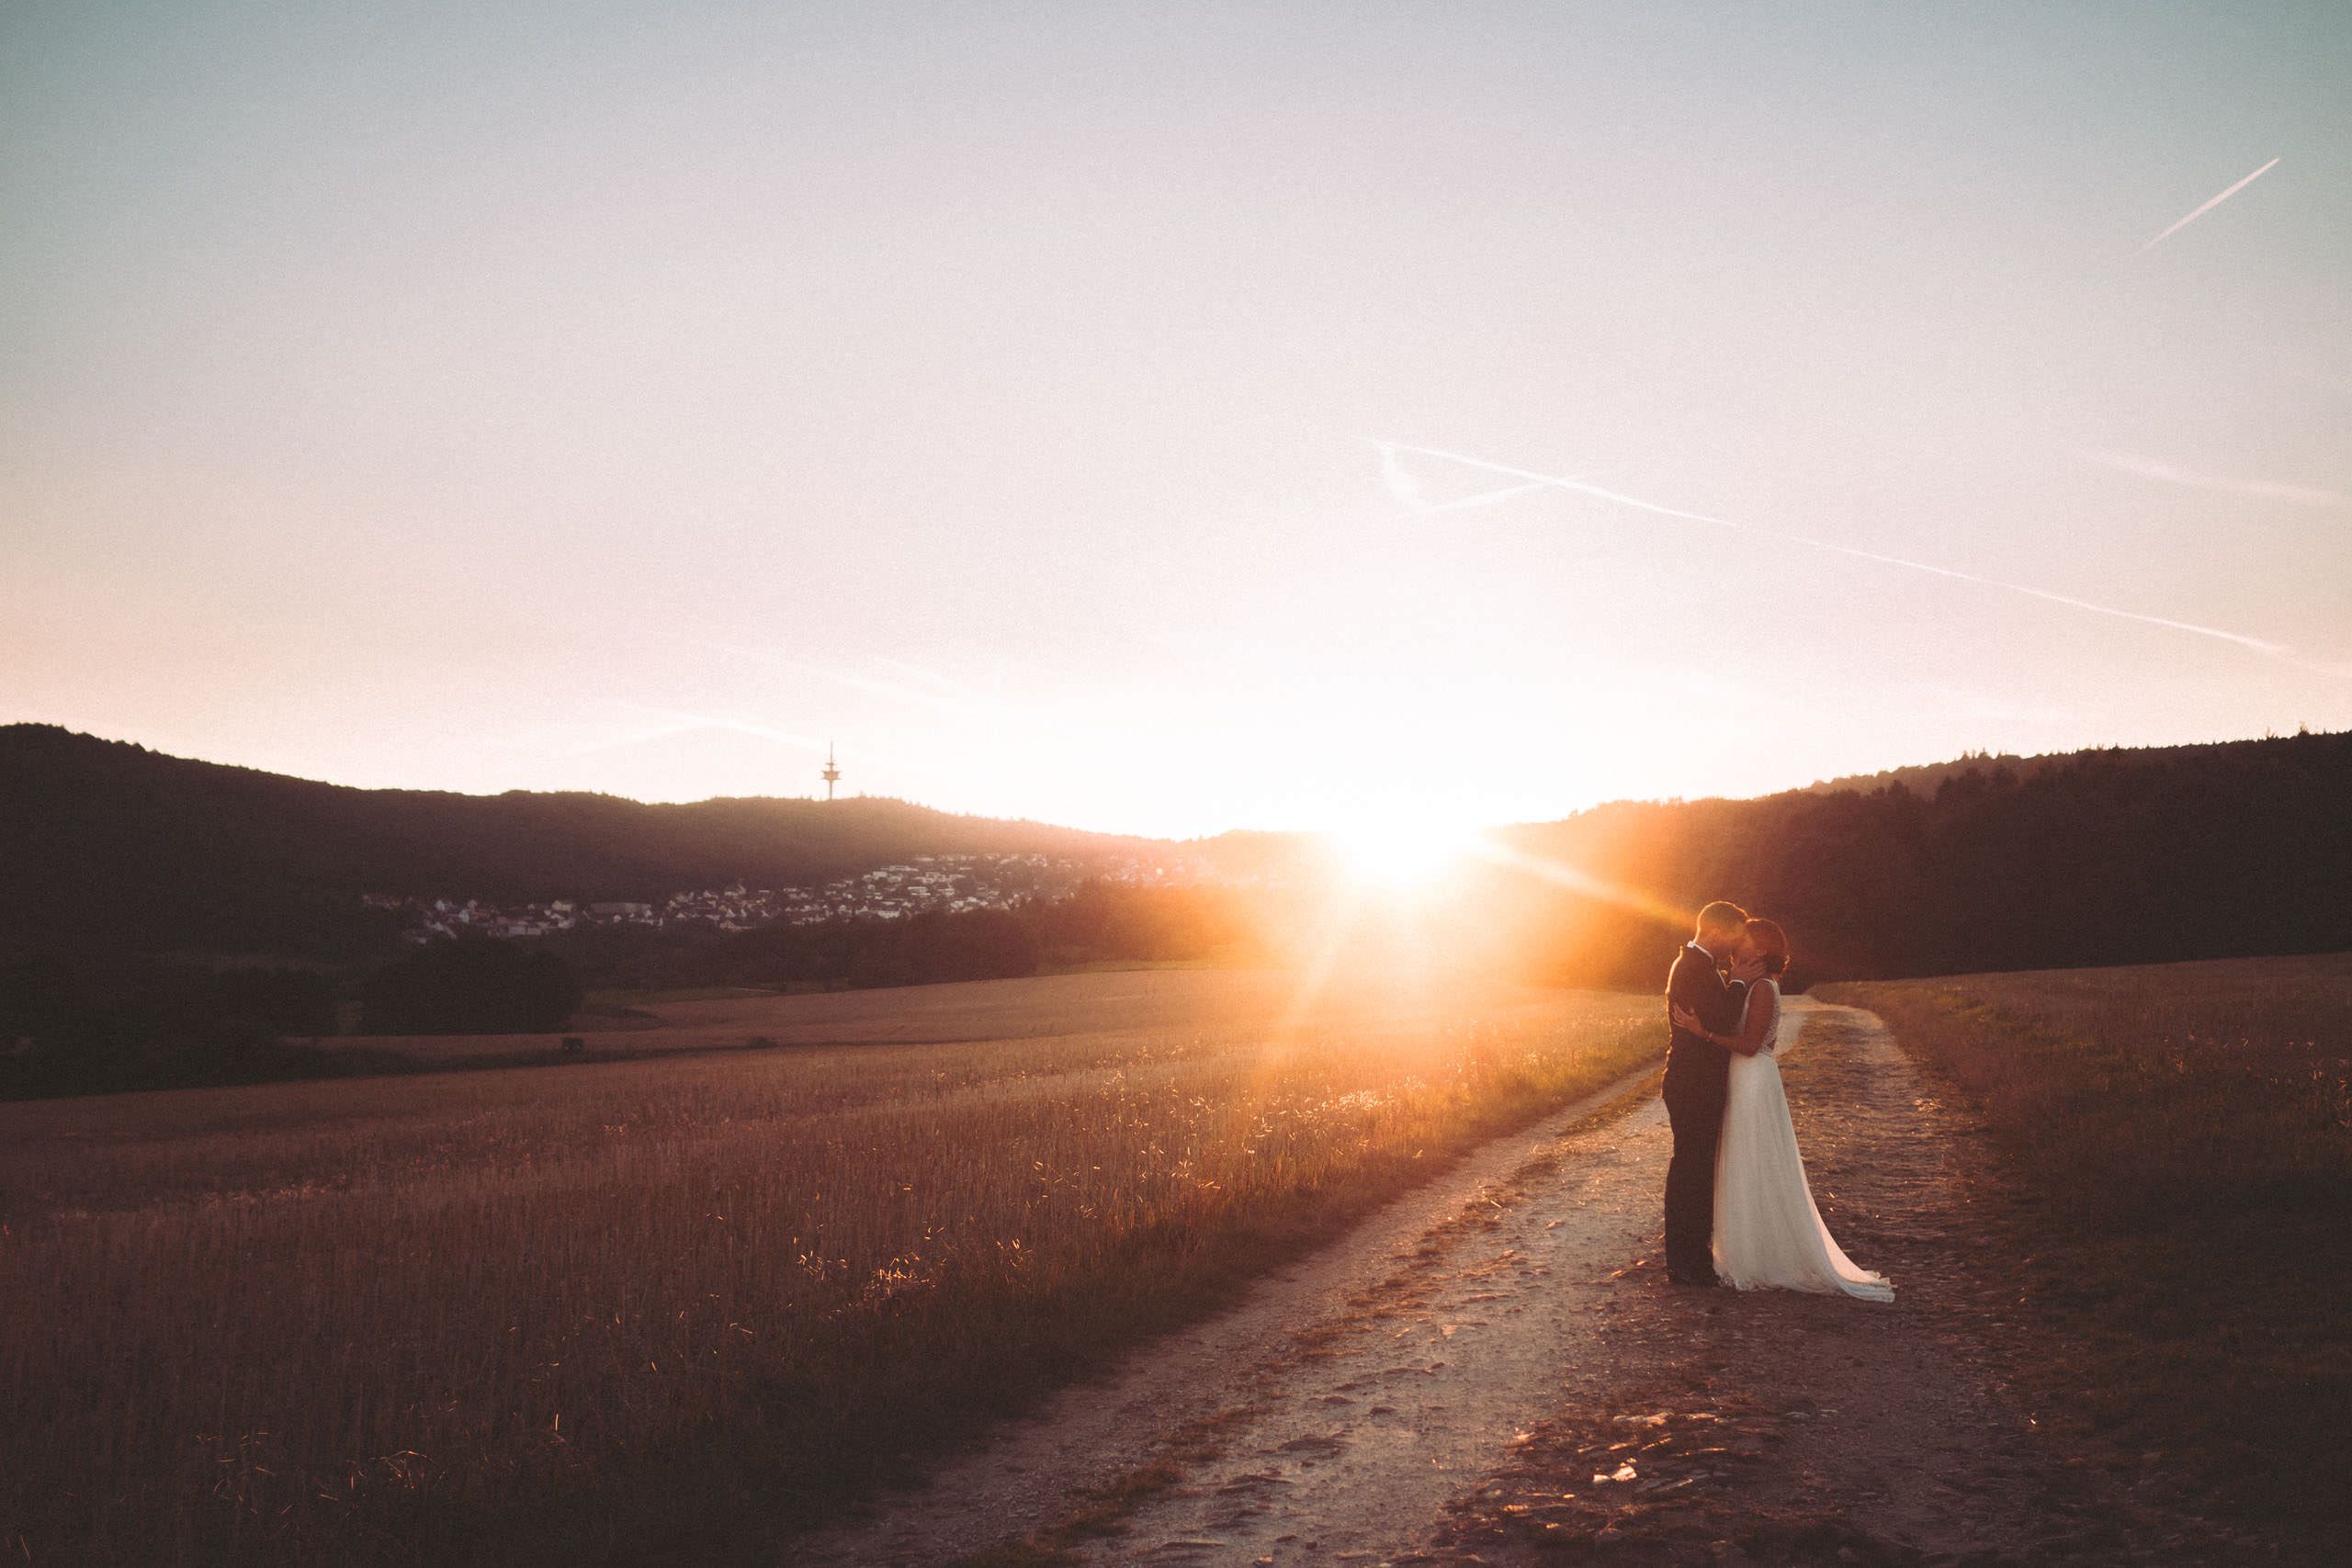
1662, 942, 1747, 1110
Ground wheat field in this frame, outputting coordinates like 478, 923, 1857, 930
1, 965, 1660, 1565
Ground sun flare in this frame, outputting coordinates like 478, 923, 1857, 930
1329, 819, 1482, 893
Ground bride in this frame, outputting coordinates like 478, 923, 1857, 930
1671, 918, 1894, 1302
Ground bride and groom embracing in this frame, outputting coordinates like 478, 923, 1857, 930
1660, 901, 1894, 1301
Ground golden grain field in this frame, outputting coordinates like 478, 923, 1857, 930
1, 965, 1661, 1566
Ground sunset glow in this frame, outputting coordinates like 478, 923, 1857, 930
0, 15, 2345, 1563
1330, 820, 1481, 894
3, 6, 2347, 835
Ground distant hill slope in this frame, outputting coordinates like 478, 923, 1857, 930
0, 726, 1166, 958
1800, 750, 2041, 795
1795, 732, 2324, 799
9, 724, 2350, 978
1488, 728, 2352, 984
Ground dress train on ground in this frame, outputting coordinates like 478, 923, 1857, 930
1712, 984, 1894, 1302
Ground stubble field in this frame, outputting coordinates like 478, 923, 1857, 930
1, 964, 1661, 1566
1819, 952, 2352, 1549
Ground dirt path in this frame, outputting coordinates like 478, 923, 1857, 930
792, 1002, 2234, 1567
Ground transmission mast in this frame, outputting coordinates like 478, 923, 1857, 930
821, 741, 842, 802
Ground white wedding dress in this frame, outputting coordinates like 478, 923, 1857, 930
1712, 980, 1894, 1301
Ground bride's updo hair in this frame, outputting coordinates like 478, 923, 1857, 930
1744, 918, 1791, 976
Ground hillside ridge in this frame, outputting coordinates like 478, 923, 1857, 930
8, 723, 2349, 974
0, 725, 1162, 957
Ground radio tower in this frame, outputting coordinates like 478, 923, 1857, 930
821, 741, 842, 802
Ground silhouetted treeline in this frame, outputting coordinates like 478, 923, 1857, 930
565, 882, 1262, 992
0, 883, 1257, 1097
0, 956, 341, 1098
1, 942, 588, 1099
586, 907, 1038, 991
360, 938, 584, 1034
1481, 730, 2352, 987
1024, 879, 1261, 962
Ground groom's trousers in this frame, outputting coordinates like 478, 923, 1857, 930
1662, 1072, 1725, 1278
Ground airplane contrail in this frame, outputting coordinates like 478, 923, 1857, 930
1378, 441, 1759, 534
1377, 440, 1427, 507
1374, 439, 2292, 658
2075, 446, 2347, 509
1420, 480, 1555, 513
1381, 439, 1566, 514
2139, 156, 2279, 253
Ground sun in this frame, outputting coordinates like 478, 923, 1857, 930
1329, 818, 1481, 893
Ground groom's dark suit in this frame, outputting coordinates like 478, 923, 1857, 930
1662, 942, 1748, 1281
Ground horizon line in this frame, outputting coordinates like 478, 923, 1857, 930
4, 718, 2337, 845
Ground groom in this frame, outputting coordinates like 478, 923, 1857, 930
1661, 901, 1752, 1287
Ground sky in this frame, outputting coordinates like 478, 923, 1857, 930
5, 2, 2348, 840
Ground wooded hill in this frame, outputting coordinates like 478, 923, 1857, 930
1791, 734, 2317, 800
0, 725, 1162, 959
6, 723, 2348, 984
1486, 729, 2352, 986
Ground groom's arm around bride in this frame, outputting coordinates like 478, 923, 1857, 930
1668, 945, 1747, 1055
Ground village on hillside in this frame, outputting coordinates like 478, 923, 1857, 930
368, 851, 1214, 943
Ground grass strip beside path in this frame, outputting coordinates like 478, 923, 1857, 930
1820, 954, 2352, 1544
